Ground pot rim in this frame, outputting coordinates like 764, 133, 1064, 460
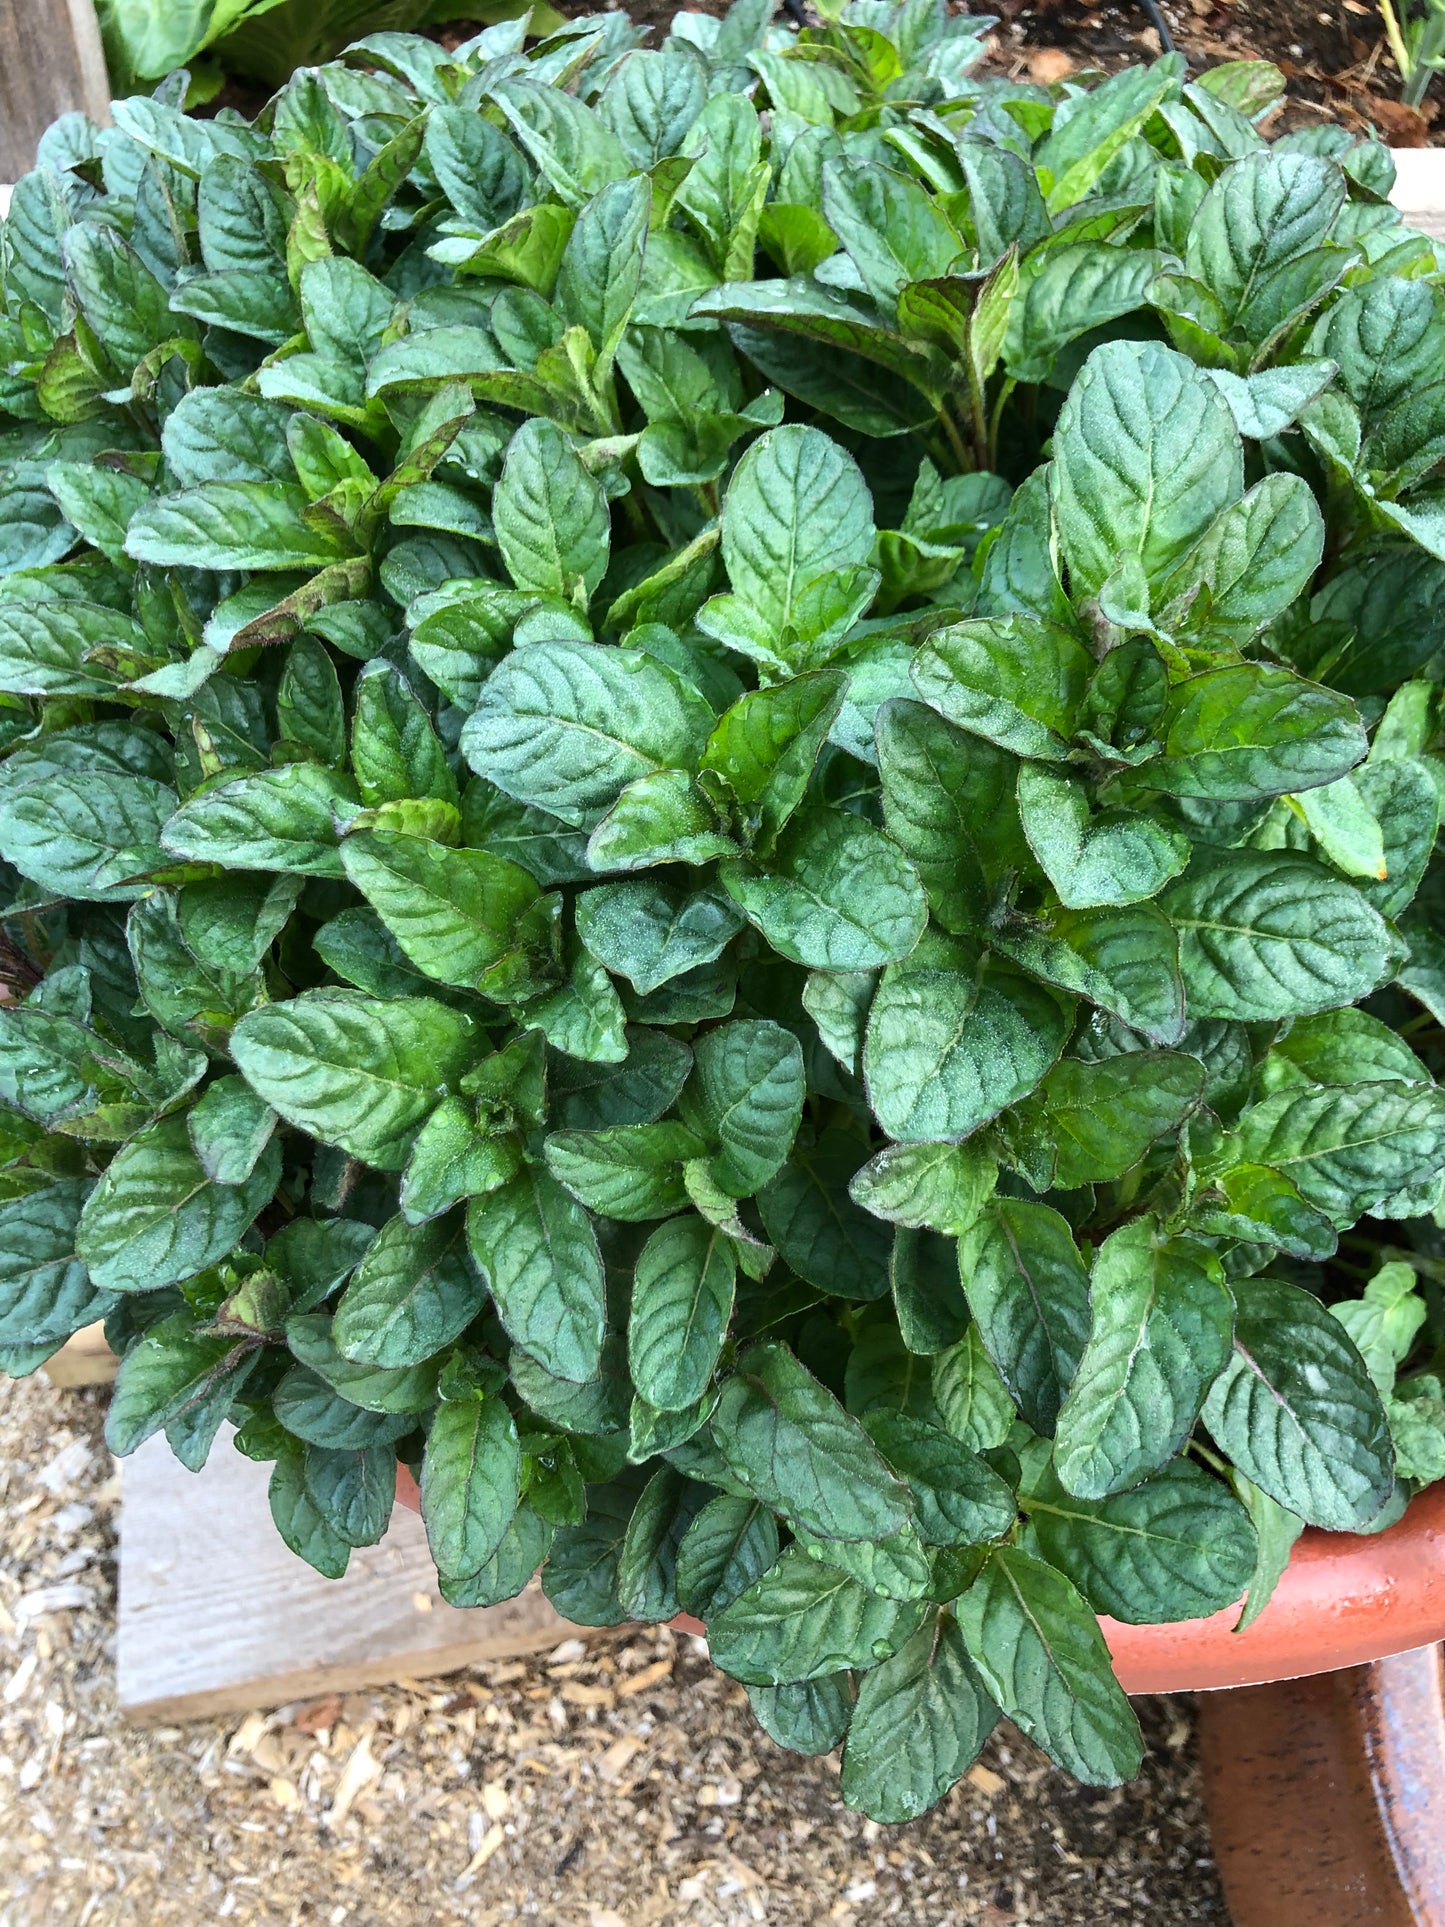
393, 1466, 1445, 1693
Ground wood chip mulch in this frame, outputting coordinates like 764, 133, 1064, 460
1, 1370, 1227, 1926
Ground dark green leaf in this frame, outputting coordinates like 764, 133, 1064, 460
712, 1342, 913, 1543
957, 1546, 1143, 1785
1054, 1221, 1233, 1498
1202, 1275, 1395, 1530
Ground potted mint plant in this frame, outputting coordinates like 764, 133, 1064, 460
3, 1, 1445, 1826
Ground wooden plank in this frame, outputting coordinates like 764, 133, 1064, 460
117, 1432, 576, 1725
1390, 150, 1445, 243
42, 1321, 118, 1390
0, 0, 111, 182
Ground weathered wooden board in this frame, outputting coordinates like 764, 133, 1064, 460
43, 1321, 118, 1390
1390, 150, 1445, 243
0, 0, 110, 183
117, 1432, 575, 1726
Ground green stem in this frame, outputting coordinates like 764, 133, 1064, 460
1397, 1012, 1440, 1037
1380, 0, 1416, 91
938, 404, 971, 475
967, 372, 990, 473
1402, 0, 1445, 105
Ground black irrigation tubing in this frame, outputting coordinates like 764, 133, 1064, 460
1137, 0, 1178, 53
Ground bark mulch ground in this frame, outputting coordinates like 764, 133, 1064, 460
0, 1369, 1228, 1927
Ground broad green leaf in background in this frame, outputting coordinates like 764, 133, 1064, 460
161, 764, 358, 877
1186, 151, 1345, 331
616, 1466, 709, 1622
910, 617, 1091, 763
1149, 664, 1366, 801
865, 933, 1069, 1143
461, 641, 713, 829
1168, 474, 1325, 646
127, 482, 358, 571
875, 698, 1026, 934
576, 877, 744, 995
187, 1076, 276, 1183
0, 601, 140, 700
1005, 1051, 1204, 1190
932, 1333, 1009, 1449
701, 670, 847, 855
1227, 1082, 1445, 1223
0, 1183, 113, 1349
677, 1018, 804, 1196
1034, 59, 1182, 212
757, 1126, 893, 1301
890, 1229, 971, 1358
994, 902, 1186, 1046
1016, 765, 1189, 909
864, 1409, 1016, 1546
492, 418, 611, 604
107, 1310, 258, 1460
676, 1492, 780, 1620
721, 809, 928, 971
303, 1444, 396, 1551
77, 1114, 279, 1293
269, 1444, 350, 1580
707, 1544, 926, 1684
820, 158, 963, 311
0, 770, 175, 903
849, 1139, 997, 1239
629, 1212, 737, 1412
747, 1677, 854, 1757
543, 1122, 703, 1221
340, 831, 547, 995
402, 1098, 522, 1225
719, 425, 875, 645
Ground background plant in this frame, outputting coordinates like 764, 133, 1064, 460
1377, 0, 1445, 110
3, 1, 1445, 1824
96, 0, 547, 96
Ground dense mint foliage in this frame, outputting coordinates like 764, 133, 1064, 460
4, 4, 1445, 1821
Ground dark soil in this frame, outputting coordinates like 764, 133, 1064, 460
982, 0, 1435, 141
436, 0, 1438, 140
199, 0, 1438, 141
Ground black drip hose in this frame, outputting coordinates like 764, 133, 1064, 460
1136, 0, 1177, 53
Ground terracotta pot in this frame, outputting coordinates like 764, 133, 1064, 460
393, 1466, 1445, 1694
1104, 1482, 1445, 1693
